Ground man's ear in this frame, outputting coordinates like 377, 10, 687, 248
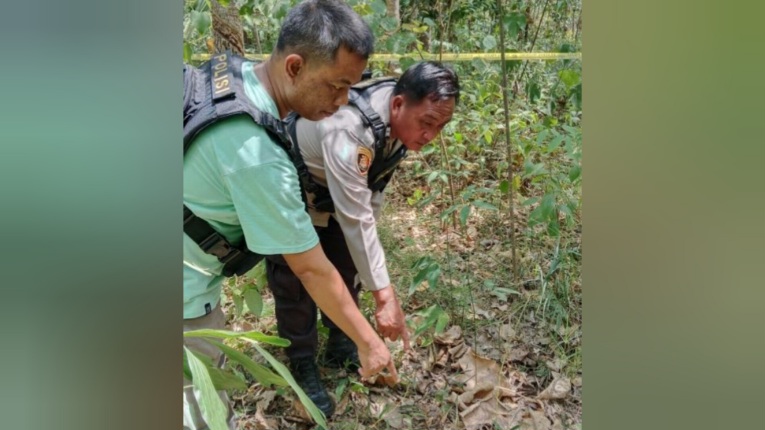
390, 95, 405, 117
284, 54, 305, 82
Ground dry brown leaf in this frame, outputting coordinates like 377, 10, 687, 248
538, 377, 572, 400
255, 390, 276, 413
520, 409, 566, 430
466, 306, 493, 320
545, 357, 567, 372
365, 372, 399, 388
460, 393, 519, 430
251, 408, 278, 430
230, 320, 254, 332
286, 395, 313, 423
434, 325, 463, 345
448, 342, 468, 361
457, 380, 495, 406
457, 349, 510, 392
499, 324, 516, 339
508, 346, 530, 362
383, 407, 405, 429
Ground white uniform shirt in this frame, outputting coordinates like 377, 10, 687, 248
294, 85, 403, 292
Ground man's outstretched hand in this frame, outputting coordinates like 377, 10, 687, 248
357, 336, 399, 385
372, 285, 411, 351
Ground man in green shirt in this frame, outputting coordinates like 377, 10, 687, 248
183, 1, 397, 427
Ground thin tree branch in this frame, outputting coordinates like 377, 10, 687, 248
496, 0, 518, 279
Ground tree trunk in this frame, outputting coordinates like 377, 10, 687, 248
210, 0, 245, 55
386, 0, 400, 23
386, 0, 401, 74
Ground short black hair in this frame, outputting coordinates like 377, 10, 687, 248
275, 0, 374, 65
393, 61, 461, 105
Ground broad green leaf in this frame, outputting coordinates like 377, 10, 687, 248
473, 200, 499, 211
184, 329, 290, 347
559, 202, 574, 221
548, 135, 564, 151
459, 205, 471, 226
334, 378, 349, 400
559, 43, 574, 53
232, 293, 243, 317
483, 130, 493, 144
499, 180, 510, 194
523, 161, 547, 178
399, 56, 415, 70
482, 35, 497, 51
503, 13, 526, 39
352, 4, 372, 16
539, 193, 557, 220
423, 17, 436, 27
435, 310, 450, 334
217, 0, 230, 6
411, 256, 432, 271
370, 0, 387, 15
426, 265, 441, 289
244, 340, 329, 429
243, 260, 267, 284
191, 11, 211, 36
559, 70, 580, 89
350, 379, 369, 394
440, 205, 458, 222
547, 217, 561, 237
426, 171, 439, 183
239, 5, 253, 17
522, 196, 540, 206
207, 367, 247, 391
409, 268, 429, 295
491, 287, 521, 301
184, 347, 229, 430
536, 129, 549, 146
471, 58, 488, 72
380, 16, 399, 32
529, 193, 557, 227
212, 341, 288, 387
569, 164, 581, 183
183, 43, 193, 63
243, 288, 263, 317
527, 81, 541, 104
414, 305, 440, 336
504, 59, 522, 73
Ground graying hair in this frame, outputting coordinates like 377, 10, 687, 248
276, 0, 374, 65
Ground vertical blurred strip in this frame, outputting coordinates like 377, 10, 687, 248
0, 1, 181, 429
585, 1, 765, 430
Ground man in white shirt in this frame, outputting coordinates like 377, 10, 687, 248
266, 61, 460, 416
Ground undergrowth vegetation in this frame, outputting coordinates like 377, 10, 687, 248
184, 0, 581, 428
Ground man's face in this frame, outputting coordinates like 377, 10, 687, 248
287, 47, 368, 121
390, 95, 455, 151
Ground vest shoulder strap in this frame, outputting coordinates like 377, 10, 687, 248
182, 51, 304, 277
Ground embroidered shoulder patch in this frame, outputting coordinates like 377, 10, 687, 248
357, 147, 373, 175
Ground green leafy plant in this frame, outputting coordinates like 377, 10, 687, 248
183, 329, 329, 429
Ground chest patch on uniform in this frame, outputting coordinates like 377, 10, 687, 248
357, 147, 373, 175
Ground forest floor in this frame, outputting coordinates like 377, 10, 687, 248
222, 169, 582, 430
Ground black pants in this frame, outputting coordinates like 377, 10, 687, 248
266, 217, 360, 359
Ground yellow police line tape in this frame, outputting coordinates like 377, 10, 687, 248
192, 52, 580, 62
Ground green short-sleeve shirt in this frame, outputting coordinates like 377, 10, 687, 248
183, 62, 318, 318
